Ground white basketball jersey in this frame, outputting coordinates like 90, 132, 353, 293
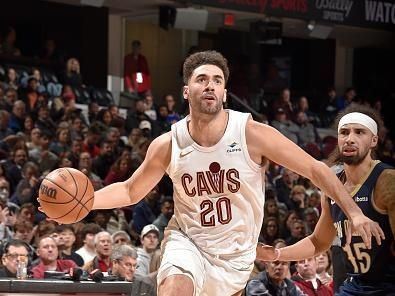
166, 110, 265, 256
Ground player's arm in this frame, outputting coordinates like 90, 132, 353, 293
374, 169, 395, 238
92, 132, 171, 209
247, 120, 384, 248
257, 194, 336, 261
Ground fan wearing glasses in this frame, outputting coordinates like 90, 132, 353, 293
0, 239, 29, 278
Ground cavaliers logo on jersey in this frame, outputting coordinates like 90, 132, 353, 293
181, 162, 241, 197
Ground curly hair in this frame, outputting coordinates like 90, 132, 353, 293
183, 50, 229, 84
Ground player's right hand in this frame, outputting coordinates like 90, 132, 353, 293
36, 197, 62, 224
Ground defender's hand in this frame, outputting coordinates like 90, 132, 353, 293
348, 214, 385, 249
256, 243, 279, 261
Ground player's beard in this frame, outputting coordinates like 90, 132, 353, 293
338, 146, 370, 166
196, 95, 224, 115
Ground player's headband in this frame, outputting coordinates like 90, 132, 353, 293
338, 112, 377, 136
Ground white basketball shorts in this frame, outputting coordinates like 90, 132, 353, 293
157, 227, 254, 296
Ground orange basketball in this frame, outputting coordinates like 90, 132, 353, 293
39, 167, 94, 224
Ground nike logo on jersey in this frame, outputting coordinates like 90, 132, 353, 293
330, 199, 335, 205
180, 150, 193, 158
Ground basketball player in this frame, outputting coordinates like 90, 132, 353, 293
258, 104, 394, 295
42, 51, 382, 296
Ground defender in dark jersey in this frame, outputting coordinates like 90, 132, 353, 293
257, 104, 394, 296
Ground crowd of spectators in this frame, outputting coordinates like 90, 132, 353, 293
1, 30, 395, 296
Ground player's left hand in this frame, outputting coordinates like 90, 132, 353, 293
256, 243, 277, 261
348, 214, 385, 249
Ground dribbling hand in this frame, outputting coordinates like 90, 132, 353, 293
37, 197, 62, 225
347, 214, 385, 249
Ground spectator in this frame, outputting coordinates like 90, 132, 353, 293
144, 94, 157, 121
1, 27, 21, 56
111, 230, 132, 246
127, 128, 145, 155
156, 105, 171, 134
95, 108, 113, 129
296, 96, 320, 126
153, 197, 174, 242
26, 127, 41, 153
8, 100, 26, 134
315, 251, 333, 289
56, 225, 84, 267
0, 239, 29, 278
92, 140, 115, 180
0, 197, 14, 241
123, 40, 151, 96
82, 124, 101, 158
3, 88, 18, 113
20, 115, 35, 142
17, 203, 35, 225
125, 97, 151, 132
87, 101, 99, 125
75, 223, 102, 264
20, 76, 46, 115
83, 231, 112, 273
246, 260, 304, 296
303, 207, 319, 235
28, 131, 59, 174
10, 161, 39, 206
0, 110, 12, 141
4, 68, 19, 91
104, 156, 134, 186
270, 88, 294, 121
295, 111, 321, 151
164, 94, 180, 124
62, 58, 83, 88
67, 137, 83, 168
132, 188, 160, 234
35, 105, 56, 139
259, 217, 280, 246
110, 245, 156, 295
320, 87, 339, 127
274, 168, 300, 210
13, 220, 34, 245
285, 219, 305, 245
306, 190, 321, 212
105, 127, 124, 157
336, 87, 356, 111
78, 152, 103, 190
271, 108, 300, 144
135, 224, 160, 277
292, 257, 332, 296
288, 185, 307, 216
31, 236, 77, 279
49, 127, 71, 158
5, 147, 28, 193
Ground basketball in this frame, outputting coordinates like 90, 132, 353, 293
39, 167, 95, 224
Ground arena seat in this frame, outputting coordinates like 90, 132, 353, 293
91, 88, 114, 106
73, 86, 91, 104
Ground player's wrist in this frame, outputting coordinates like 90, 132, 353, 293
272, 248, 281, 261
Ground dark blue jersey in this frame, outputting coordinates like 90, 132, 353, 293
329, 161, 395, 282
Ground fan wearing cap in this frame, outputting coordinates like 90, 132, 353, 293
258, 104, 395, 295
271, 107, 300, 144
135, 224, 160, 278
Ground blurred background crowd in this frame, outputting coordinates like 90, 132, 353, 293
0, 8, 394, 295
